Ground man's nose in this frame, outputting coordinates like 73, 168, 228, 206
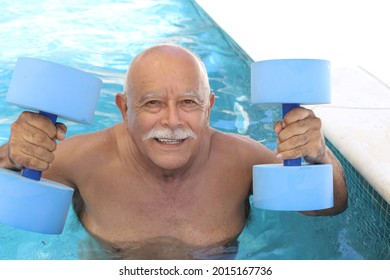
161, 103, 182, 129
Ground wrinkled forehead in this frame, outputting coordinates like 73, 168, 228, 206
124, 45, 209, 96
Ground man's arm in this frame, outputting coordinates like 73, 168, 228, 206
301, 146, 347, 216
274, 107, 348, 216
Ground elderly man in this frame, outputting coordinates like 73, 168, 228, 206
0, 44, 347, 259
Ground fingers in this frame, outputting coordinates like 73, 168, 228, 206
273, 120, 285, 134
8, 111, 67, 171
276, 127, 324, 161
277, 114, 321, 144
19, 112, 58, 138
273, 108, 313, 134
274, 107, 326, 162
12, 112, 58, 150
8, 141, 54, 170
55, 122, 67, 141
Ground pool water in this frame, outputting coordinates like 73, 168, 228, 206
1, 0, 389, 260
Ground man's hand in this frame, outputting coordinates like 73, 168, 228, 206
274, 107, 328, 164
7, 111, 67, 171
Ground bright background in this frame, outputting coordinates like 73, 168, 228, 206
197, 0, 390, 86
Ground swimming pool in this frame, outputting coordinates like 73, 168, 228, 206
1, 0, 389, 260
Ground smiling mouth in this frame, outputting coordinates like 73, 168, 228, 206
155, 138, 185, 145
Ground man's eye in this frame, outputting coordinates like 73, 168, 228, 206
146, 100, 159, 106
183, 99, 195, 105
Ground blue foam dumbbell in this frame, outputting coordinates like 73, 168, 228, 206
251, 59, 333, 211
0, 57, 101, 233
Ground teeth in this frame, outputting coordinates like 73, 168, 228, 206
157, 138, 182, 144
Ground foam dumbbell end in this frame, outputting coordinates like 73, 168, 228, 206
0, 57, 101, 233
6, 57, 100, 124
251, 59, 333, 211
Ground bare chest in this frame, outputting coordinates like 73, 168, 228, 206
77, 166, 249, 247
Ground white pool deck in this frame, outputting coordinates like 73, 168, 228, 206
195, 0, 390, 204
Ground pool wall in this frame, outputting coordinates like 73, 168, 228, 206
327, 139, 390, 258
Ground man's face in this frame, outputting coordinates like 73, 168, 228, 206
123, 49, 214, 171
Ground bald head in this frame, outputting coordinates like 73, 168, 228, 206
123, 44, 210, 98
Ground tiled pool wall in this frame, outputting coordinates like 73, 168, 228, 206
326, 139, 390, 250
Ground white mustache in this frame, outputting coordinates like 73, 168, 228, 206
143, 127, 197, 141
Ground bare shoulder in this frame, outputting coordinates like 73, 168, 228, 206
210, 128, 278, 165
43, 124, 119, 187
58, 126, 115, 158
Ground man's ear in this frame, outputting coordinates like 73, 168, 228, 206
209, 92, 215, 110
206, 92, 215, 120
208, 92, 215, 116
115, 93, 128, 121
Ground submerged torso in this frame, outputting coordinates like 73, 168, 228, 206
45, 123, 275, 259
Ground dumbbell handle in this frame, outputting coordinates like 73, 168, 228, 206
282, 103, 301, 167
21, 111, 58, 181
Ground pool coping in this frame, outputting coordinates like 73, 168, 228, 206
195, 0, 390, 205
